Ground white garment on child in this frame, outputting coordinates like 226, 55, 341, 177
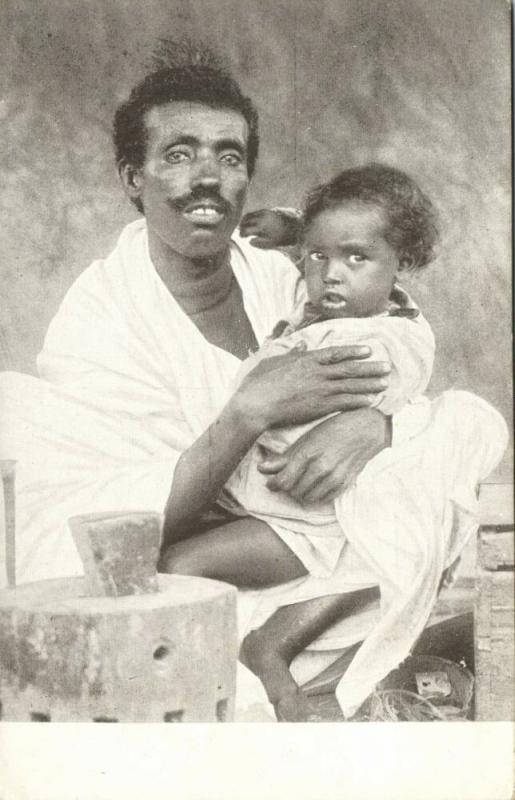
221, 298, 435, 577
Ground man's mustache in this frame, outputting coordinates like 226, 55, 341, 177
168, 190, 233, 215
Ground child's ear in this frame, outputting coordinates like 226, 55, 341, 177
398, 255, 414, 272
295, 253, 306, 276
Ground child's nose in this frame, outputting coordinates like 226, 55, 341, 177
324, 259, 347, 284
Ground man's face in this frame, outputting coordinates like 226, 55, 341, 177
129, 101, 250, 259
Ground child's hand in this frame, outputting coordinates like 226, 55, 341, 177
239, 208, 302, 249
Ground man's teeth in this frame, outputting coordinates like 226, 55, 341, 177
188, 207, 221, 218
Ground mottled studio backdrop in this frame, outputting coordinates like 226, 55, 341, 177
1, 0, 512, 476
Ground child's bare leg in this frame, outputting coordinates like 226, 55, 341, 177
158, 517, 307, 587
159, 517, 324, 719
159, 520, 379, 721
240, 587, 379, 721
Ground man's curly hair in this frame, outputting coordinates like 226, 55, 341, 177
303, 163, 439, 270
113, 39, 259, 212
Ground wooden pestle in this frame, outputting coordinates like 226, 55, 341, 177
69, 511, 162, 597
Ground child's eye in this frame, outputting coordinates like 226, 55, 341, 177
309, 251, 326, 262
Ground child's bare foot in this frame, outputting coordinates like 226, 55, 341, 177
241, 628, 336, 722
240, 628, 296, 693
240, 640, 324, 721
274, 690, 326, 722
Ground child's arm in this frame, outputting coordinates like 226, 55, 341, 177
347, 317, 435, 414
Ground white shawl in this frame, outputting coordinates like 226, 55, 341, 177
0, 219, 302, 583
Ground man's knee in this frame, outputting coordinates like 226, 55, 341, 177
158, 542, 208, 577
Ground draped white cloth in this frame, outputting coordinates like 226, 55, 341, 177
333, 390, 507, 715
0, 219, 302, 584
0, 219, 508, 717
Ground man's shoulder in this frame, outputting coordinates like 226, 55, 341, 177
65, 220, 146, 295
45, 220, 146, 341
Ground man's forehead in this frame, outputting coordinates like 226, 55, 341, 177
144, 101, 249, 143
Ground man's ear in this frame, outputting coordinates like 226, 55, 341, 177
118, 160, 144, 202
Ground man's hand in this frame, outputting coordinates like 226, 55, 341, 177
239, 209, 302, 249
258, 408, 391, 503
232, 345, 390, 436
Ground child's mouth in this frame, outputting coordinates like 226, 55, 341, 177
321, 292, 347, 309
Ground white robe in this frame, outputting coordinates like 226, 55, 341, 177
0, 219, 508, 717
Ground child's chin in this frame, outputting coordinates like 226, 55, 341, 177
319, 304, 354, 319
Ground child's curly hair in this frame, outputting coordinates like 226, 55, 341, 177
302, 163, 439, 271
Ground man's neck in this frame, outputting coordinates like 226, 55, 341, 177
148, 230, 234, 315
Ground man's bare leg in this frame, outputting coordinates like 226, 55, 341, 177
240, 587, 379, 721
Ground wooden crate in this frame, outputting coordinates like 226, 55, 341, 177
474, 484, 514, 721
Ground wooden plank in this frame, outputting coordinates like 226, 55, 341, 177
474, 568, 514, 721
479, 529, 514, 570
474, 634, 515, 721
475, 570, 514, 636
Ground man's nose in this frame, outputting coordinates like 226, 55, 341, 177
191, 153, 221, 189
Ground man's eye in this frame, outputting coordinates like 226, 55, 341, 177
348, 254, 366, 264
220, 152, 243, 166
309, 251, 326, 262
166, 151, 190, 164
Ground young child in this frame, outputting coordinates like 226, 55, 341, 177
221, 163, 437, 579
223, 163, 504, 719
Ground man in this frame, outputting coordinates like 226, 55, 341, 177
0, 44, 506, 721
114, 49, 398, 720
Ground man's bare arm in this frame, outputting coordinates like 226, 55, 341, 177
161, 345, 390, 547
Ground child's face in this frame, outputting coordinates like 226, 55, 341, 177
302, 202, 400, 318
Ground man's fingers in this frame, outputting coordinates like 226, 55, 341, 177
300, 469, 351, 503
313, 347, 391, 378
325, 394, 375, 412
315, 345, 373, 364
314, 460, 367, 503
240, 210, 267, 228
328, 377, 388, 394
317, 484, 349, 503
301, 481, 338, 504
245, 236, 271, 249
282, 464, 327, 502
239, 223, 258, 237
257, 454, 289, 475
323, 359, 391, 379
264, 451, 309, 492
